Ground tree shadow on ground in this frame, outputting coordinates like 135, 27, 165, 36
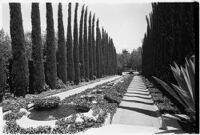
155, 129, 184, 134
123, 95, 152, 100
128, 89, 149, 93
118, 106, 159, 117
126, 92, 150, 96
121, 99, 154, 105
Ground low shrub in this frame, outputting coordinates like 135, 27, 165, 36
3, 111, 26, 121
33, 96, 60, 110
56, 78, 67, 89
156, 103, 180, 114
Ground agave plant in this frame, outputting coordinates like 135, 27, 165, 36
153, 55, 195, 118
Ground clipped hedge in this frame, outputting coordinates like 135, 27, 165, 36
33, 96, 60, 110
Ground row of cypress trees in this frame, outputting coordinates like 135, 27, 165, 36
142, 3, 196, 84
8, 3, 117, 97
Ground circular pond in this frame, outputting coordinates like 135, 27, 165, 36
28, 104, 89, 121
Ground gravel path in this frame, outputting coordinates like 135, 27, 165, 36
50, 75, 121, 100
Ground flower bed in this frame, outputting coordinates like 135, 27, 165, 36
3, 75, 133, 134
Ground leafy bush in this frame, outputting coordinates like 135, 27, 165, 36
33, 96, 60, 110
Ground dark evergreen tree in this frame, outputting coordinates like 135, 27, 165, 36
96, 19, 101, 78
31, 3, 45, 93
98, 28, 102, 77
104, 32, 109, 75
84, 7, 89, 80
79, 5, 85, 80
92, 14, 96, 77
101, 28, 105, 76
46, 3, 57, 89
66, 3, 74, 82
73, 3, 80, 84
108, 37, 112, 75
88, 12, 93, 79
9, 3, 29, 97
142, 3, 195, 84
57, 3, 67, 84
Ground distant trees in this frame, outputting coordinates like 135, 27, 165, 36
142, 3, 196, 84
0, 58, 6, 101
31, 3, 45, 93
73, 3, 80, 84
4, 3, 118, 97
0, 29, 11, 61
0, 29, 11, 100
9, 3, 29, 97
57, 3, 67, 84
46, 3, 57, 88
117, 48, 142, 73
129, 47, 142, 71
67, 3, 75, 82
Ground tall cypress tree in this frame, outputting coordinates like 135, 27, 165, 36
88, 12, 93, 79
73, 3, 80, 85
67, 3, 74, 82
31, 3, 45, 93
46, 3, 57, 89
113, 45, 117, 74
98, 26, 102, 77
9, 3, 29, 97
96, 19, 100, 78
92, 14, 96, 77
142, 3, 195, 84
104, 32, 109, 75
84, 7, 89, 80
101, 28, 105, 76
108, 37, 112, 75
79, 5, 85, 80
57, 3, 67, 84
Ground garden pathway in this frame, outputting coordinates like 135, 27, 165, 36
49, 75, 121, 100
112, 75, 165, 129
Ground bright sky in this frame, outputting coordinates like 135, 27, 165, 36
0, 1, 152, 53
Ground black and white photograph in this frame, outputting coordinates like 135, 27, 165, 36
0, 0, 199, 134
